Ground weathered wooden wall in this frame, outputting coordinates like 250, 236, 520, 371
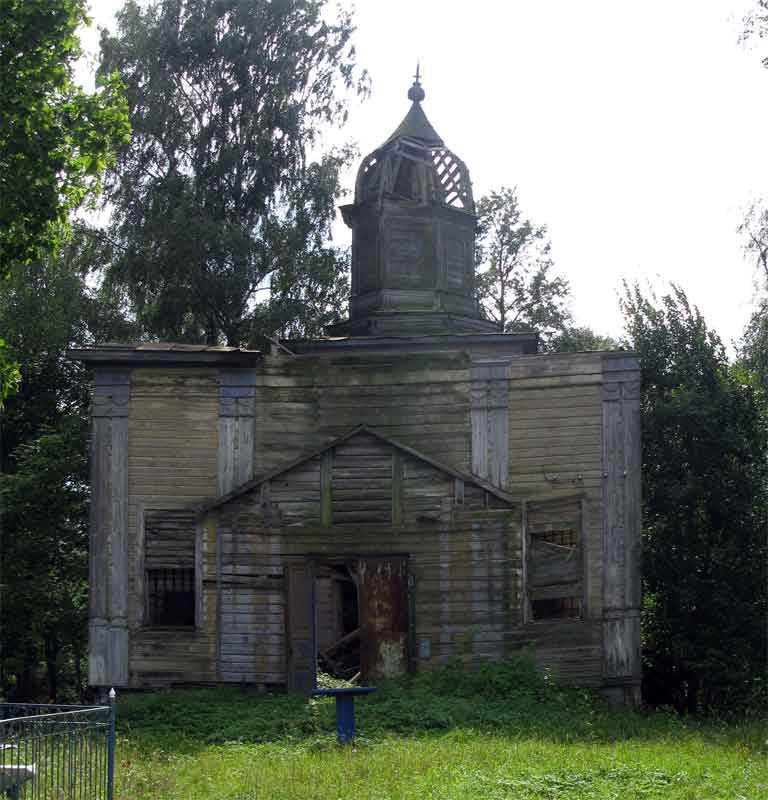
126, 368, 218, 686
210, 433, 522, 684
250, 351, 473, 475
86, 344, 640, 698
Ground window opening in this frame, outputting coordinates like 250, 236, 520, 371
527, 505, 583, 621
143, 510, 197, 627
146, 568, 195, 626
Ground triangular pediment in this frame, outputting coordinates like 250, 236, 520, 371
200, 425, 514, 517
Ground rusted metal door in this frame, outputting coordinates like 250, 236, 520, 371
285, 561, 316, 692
357, 557, 409, 681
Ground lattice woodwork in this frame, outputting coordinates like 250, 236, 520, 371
356, 138, 474, 211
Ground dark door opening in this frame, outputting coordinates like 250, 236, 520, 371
315, 562, 361, 681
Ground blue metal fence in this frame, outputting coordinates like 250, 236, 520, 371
0, 697, 115, 800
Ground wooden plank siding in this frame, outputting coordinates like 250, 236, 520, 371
112, 347, 638, 695
250, 352, 473, 477
204, 431, 604, 687
126, 369, 219, 686
506, 360, 605, 622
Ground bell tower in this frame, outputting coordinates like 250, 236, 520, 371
327, 70, 498, 336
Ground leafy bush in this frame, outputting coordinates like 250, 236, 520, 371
117, 655, 678, 751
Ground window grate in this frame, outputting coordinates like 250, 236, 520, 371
531, 596, 581, 620
146, 568, 195, 626
533, 527, 577, 548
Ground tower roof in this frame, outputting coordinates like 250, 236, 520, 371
354, 68, 473, 211
384, 68, 444, 147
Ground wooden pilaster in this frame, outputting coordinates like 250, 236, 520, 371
601, 355, 642, 705
218, 369, 256, 496
471, 360, 509, 488
89, 368, 130, 687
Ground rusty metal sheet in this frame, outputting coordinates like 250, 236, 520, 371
357, 557, 409, 681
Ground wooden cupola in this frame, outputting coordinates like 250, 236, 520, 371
327, 68, 498, 337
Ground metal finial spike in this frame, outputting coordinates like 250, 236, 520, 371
408, 63, 425, 103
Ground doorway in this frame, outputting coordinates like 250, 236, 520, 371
315, 562, 361, 681
285, 555, 410, 691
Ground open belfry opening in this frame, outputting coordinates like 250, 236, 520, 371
71, 70, 642, 707
316, 562, 361, 681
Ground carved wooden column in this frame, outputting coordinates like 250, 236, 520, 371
218, 369, 256, 495
89, 368, 130, 687
601, 355, 642, 706
471, 360, 509, 489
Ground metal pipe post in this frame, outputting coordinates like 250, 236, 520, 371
107, 689, 116, 800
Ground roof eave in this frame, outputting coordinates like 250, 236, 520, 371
67, 346, 263, 367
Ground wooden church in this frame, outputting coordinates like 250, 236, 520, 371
71, 76, 642, 705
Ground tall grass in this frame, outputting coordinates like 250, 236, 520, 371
115, 656, 768, 799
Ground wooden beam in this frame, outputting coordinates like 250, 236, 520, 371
392, 451, 403, 525
321, 449, 333, 527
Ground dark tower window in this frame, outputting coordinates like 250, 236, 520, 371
393, 157, 416, 198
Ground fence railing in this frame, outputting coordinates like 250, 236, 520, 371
0, 696, 115, 800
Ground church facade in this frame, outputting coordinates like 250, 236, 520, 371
71, 77, 642, 705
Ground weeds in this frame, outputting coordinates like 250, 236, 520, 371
114, 657, 768, 799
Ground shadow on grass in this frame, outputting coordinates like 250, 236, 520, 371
116, 657, 766, 756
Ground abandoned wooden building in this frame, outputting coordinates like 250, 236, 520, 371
70, 75, 642, 705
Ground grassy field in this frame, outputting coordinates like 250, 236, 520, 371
114, 658, 768, 799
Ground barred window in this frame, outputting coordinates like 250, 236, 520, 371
146, 568, 195, 626
527, 503, 583, 621
144, 509, 197, 627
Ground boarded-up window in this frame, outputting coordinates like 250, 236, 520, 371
527, 501, 583, 621
144, 510, 196, 627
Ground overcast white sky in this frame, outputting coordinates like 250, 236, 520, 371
78, 0, 768, 347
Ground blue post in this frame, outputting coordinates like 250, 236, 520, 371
335, 695, 356, 743
107, 689, 116, 800
311, 687, 377, 744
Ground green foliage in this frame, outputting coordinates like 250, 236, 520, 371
0, 0, 130, 276
0, 339, 21, 407
113, 660, 768, 799
622, 283, 768, 712
0, 245, 137, 700
740, 294, 768, 392
547, 325, 622, 354
475, 187, 571, 345
0, 416, 89, 701
116, 657, 617, 750
739, 200, 768, 281
98, 0, 366, 345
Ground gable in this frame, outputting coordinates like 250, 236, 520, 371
202, 427, 514, 526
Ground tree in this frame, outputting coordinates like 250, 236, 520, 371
0, 341, 20, 408
736, 171, 767, 389
739, 201, 768, 283
741, 0, 768, 68
97, 0, 366, 346
0, 417, 89, 700
737, 5, 768, 389
0, 238, 137, 700
548, 326, 621, 354
475, 187, 571, 345
622, 283, 768, 711
0, 0, 129, 277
